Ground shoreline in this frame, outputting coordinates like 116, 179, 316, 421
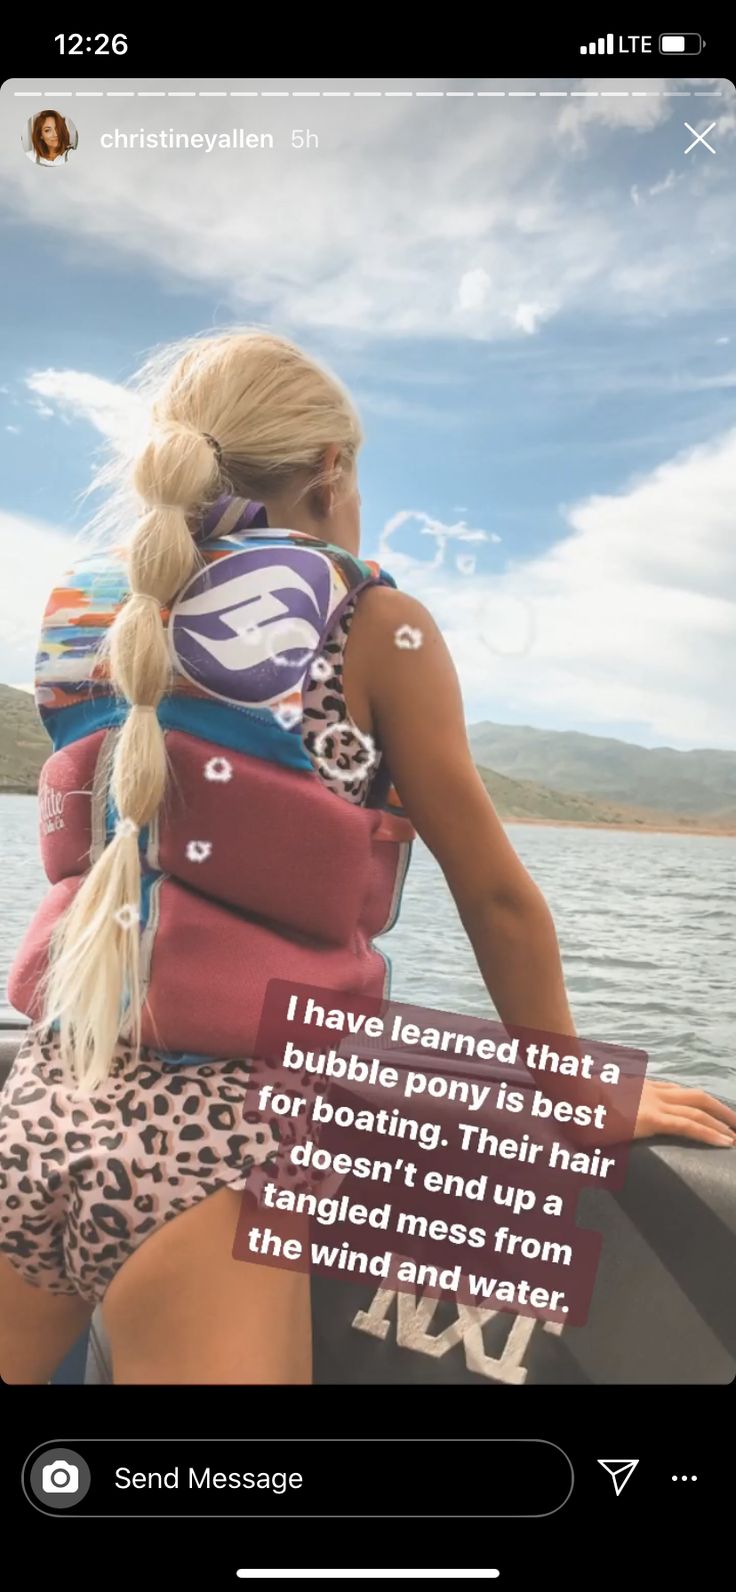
504, 816, 736, 837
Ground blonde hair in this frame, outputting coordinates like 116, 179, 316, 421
43, 329, 362, 1089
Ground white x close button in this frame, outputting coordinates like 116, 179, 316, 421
684, 122, 717, 154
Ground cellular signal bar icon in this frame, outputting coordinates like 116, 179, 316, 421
580, 33, 615, 54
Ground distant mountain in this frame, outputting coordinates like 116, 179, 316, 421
469, 722, 736, 818
0, 684, 49, 792
476, 766, 734, 833
2, 687, 734, 832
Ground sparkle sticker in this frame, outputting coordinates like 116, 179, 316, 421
274, 703, 302, 732
267, 633, 318, 670
475, 593, 536, 658
115, 817, 139, 839
394, 624, 423, 651
310, 656, 333, 684
186, 840, 212, 863
312, 724, 378, 783
114, 904, 140, 930
204, 756, 233, 783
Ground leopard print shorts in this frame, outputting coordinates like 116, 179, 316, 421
0, 1029, 323, 1305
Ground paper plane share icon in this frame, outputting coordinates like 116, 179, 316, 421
598, 1459, 639, 1496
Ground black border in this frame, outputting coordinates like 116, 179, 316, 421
3, 19, 736, 81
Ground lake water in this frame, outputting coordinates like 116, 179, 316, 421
1, 794, 734, 1106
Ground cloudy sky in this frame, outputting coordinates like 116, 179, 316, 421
1, 75, 735, 748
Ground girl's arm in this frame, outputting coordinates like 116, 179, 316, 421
345, 585, 736, 1147
348, 586, 574, 1032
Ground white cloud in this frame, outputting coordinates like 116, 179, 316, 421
557, 79, 671, 148
25, 370, 147, 450
512, 301, 550, 335
456, 268, 491, 314
679, 370, 736, 391
5, 425, 20, 434
632, 169, 679, 208
1, 77, 733, 340
354, 390, 455, 425
713, 99, 736, 140
649, 169, 677, 198
0, 511, 82, 686
372, 426, 736, 748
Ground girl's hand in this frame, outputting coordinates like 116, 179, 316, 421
634, 1079, 736, 1146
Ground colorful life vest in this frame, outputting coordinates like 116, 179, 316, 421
8, 497, 414, 1060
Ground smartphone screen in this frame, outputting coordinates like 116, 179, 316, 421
1, 23, 734, 1585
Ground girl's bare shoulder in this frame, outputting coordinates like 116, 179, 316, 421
349, 582, 443, 656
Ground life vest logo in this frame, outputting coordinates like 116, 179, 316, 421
39, 781, 65, 833
169, 545, 332, 706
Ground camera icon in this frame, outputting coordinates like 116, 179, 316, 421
27, 1447, 91, 1510
42, 1461, 79, 1494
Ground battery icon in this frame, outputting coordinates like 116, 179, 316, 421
659, 33, 703, 53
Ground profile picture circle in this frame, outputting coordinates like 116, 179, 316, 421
23, 109, 78, 166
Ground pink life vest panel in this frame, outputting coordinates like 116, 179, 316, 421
8, 505, 413, 1059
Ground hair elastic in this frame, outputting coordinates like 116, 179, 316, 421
202, 433, 223, 463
